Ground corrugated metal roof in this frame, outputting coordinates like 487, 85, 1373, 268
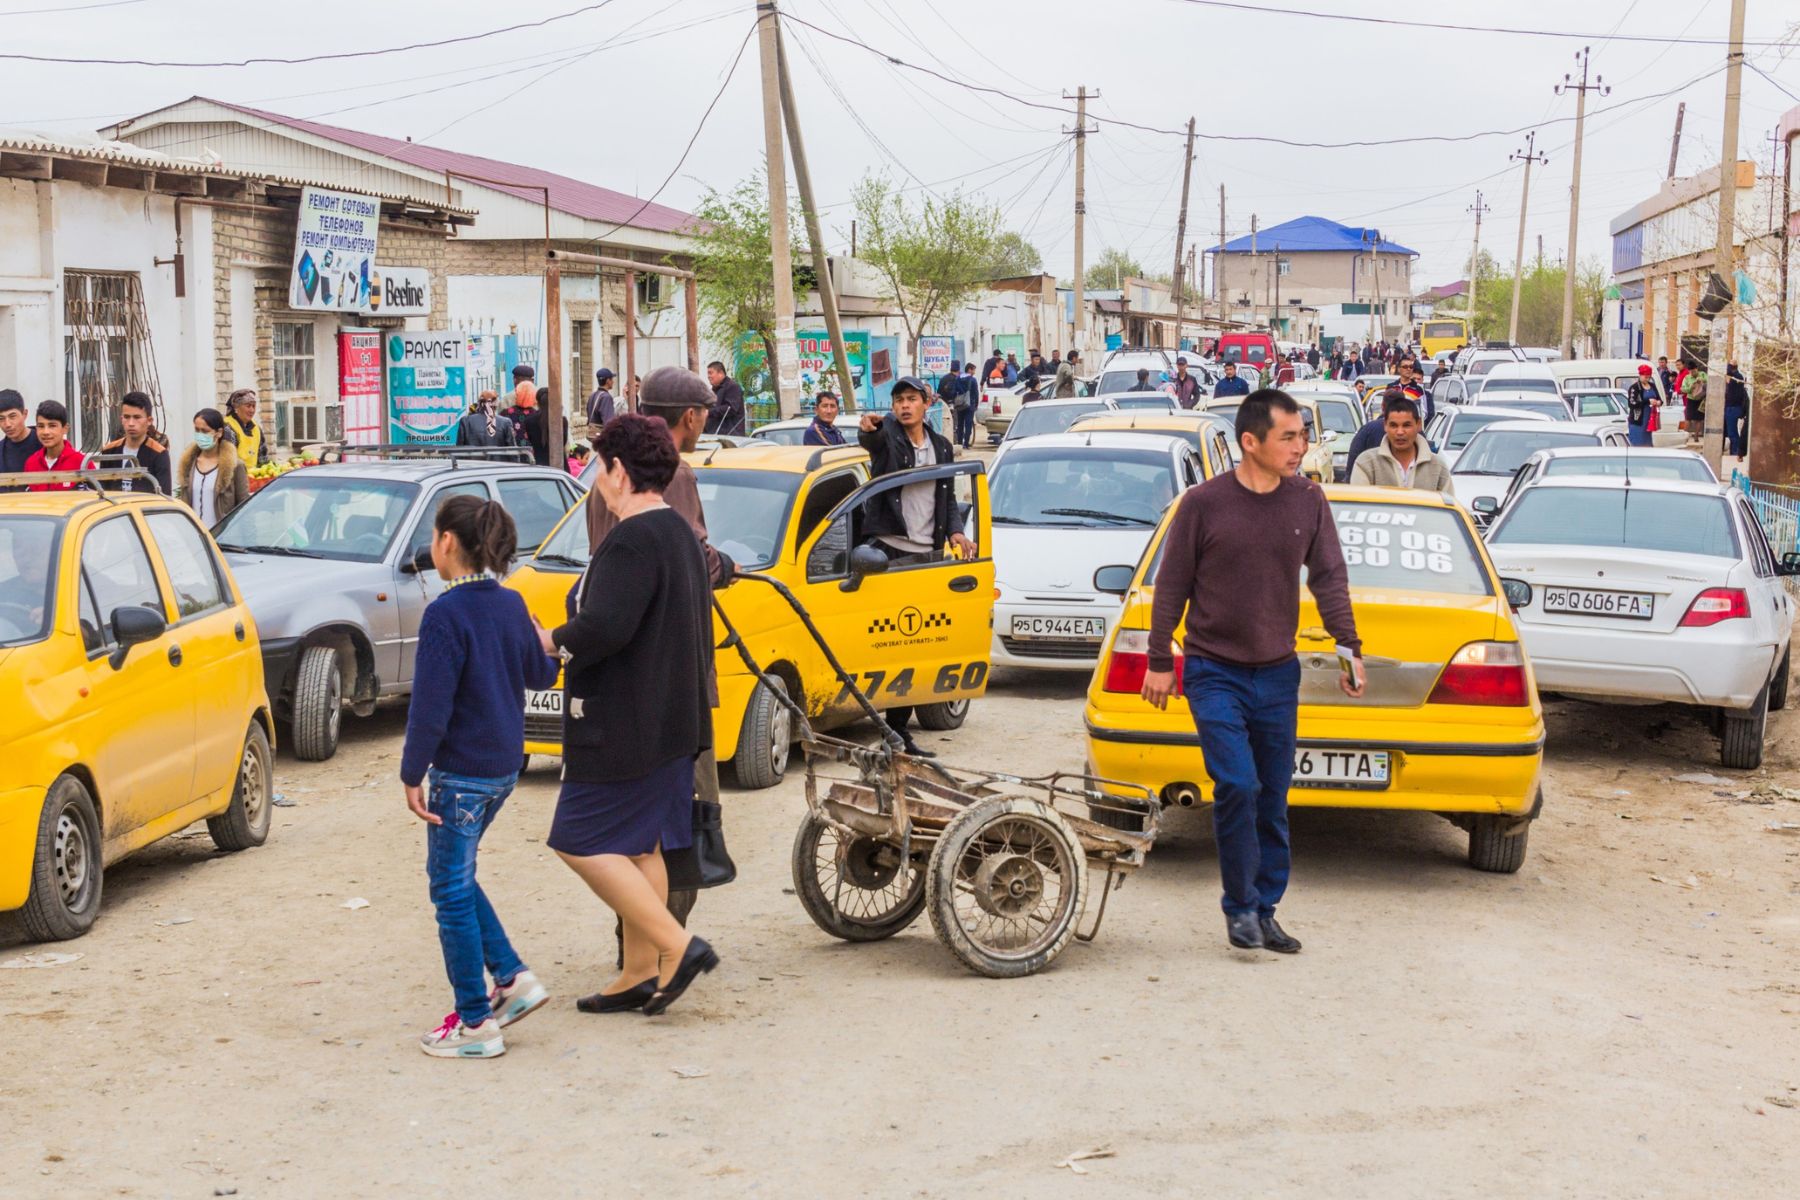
1213, 215, 1416, 257
196, 97, 694, 235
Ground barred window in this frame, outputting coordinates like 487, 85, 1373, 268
273, 321, 316, 393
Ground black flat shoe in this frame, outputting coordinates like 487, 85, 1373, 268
642, 937, 719, 1016
1226, 911, 1264, 950
1259, 916, 1302, 954
575, 978, 655, 1013
899, 737, 937, 759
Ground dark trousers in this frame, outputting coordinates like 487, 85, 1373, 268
953, 405, 976, 448
1184, 655, 1301, 917
612, 746, 715, 968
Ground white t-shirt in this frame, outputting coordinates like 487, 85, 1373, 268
193, 464, 219, 526
117, 443, 140, 490
879, 430, 936, 555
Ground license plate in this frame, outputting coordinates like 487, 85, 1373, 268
1541, 586, 1655, 620
524, 689, 563, 715
1292, 748, 1389, 789
1011, 615, 1105, 640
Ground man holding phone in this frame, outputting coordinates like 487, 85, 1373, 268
1141, 389, 1362, 955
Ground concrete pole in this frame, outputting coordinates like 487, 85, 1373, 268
1701, 0, 1747, 473
774, 19, 858, 410
683, 276, 700, 375
623, 269, 637, 415
1509, 134, 1547, 344
1557, 46, 1606, 359
1466, 191, 1490, 340
1217, 184, 1225, 307
1069, 85, 1090, 357
545, 259, 564, 455
756, 0, 799, 417
1171, 117, 1195, 351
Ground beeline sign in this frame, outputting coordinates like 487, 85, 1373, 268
365, 266, 431, 316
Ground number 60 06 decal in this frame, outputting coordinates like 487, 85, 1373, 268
834, 661, 988, 704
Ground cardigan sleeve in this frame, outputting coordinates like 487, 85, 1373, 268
551, 536, 656, 663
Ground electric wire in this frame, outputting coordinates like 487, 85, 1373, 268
1164, 1, 1797, 48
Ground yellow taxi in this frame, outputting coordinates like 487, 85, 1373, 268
1084, 485, 1545, 872
0, 473, 275, 940
508, 444, 996, 788
1065, 410, 1237, 479
1205, 394, 1336, 481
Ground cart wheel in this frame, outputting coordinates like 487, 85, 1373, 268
926, 796, 1089, 978
791, 813, 925, 941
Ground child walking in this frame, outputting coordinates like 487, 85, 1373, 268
401, 495, 559, 1058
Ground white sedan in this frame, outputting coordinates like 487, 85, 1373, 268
1426, 404, 1553, 471
1451, 420, 1631, 515
989, 431, 1204, 671
1487, 477, 1797, 768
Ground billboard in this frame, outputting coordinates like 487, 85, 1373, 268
363, 265, 430, 317
289, 186, 380, 312
735, 329, 872, 409
385, 332, 466, 443
919, 335, 954, 377
337, 330, 384, 446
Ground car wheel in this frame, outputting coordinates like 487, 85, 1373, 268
20, 775, 103, 942
1720, 680, 1769, 770
1467, 814, 1530, 874
290, 644, 342, 762
913, 697, 970, 731
1770, 648, 1790, 712
731, 676, 793, 790
207, 722, 273, 852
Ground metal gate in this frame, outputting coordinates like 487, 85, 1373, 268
63, 270, 163, 452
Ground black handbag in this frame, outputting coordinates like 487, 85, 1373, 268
689, 797, 737, 889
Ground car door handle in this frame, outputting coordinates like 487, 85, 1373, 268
948, 575, 978, 592
167, 644, 183, 667
234, 621, 246, 642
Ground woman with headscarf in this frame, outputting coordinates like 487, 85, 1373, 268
453, 390, 517, 447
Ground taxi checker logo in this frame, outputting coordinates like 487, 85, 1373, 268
868, 606, 952, 636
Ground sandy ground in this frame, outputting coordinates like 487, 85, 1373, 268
3, 664, 1799, 1199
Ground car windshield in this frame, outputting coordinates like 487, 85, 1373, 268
694, 469, 802, 569
535, 502, 592, 566
1424, 321, 1464, 339
1444, 410, 1527, 449
1315, 400, 1361, 436
1477, 377, 1559, 395
1541, 456, 1715, 483
1112, 394, 1173, 411
1476, 397, 1569, 420
756, 424, 807, 446
1466, 358, 1510, 376
1007, 402, 1107, 439
0, 515, 60, 647
1569, 393, 1624, 418
1455, 429, 1595, 476
992, 447, 1176, 527
214, 476, 419, 562
1491, 489, 1740, 558
1097, 370, 1162, 394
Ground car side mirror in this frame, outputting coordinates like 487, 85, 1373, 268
1093, 564, 1134, 596
401, 546, 433, 575
1500, 578, 1532, 611
108, 604, 166, 670
1779, 551, 1800, 577
840, 543, 891, 592
1470, 496, 1499, 516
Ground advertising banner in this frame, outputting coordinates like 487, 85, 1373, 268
919, 335, 954, 377
385, 332, 466, 443
735, 329, 872, 410
337, 330, 384, 445
363, 265, 430, 317
289, 186, 381, 312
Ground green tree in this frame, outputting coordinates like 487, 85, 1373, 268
1462, 253, 1608, 350
1085, 246, 1145, 291
688, 170, 802, 391
981, 231, 1043, 278
852, 175, 1004, 369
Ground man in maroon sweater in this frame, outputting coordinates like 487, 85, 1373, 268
1142, 389, 1363, 954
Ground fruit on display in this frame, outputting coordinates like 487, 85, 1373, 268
246, 455, 322, 488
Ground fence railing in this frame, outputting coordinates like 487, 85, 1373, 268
1731, 470, 1800, 597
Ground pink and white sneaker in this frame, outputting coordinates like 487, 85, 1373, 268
419, 1012, 505, 1059
488, 970, 549, 1028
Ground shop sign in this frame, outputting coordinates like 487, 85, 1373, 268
385, 332, 466, 443
919, 336, 954, 376
363, 266, 430, 317
337, 331, 384, 445
289, 186, 381, 312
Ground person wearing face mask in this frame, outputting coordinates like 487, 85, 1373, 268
179, 407, 249, 527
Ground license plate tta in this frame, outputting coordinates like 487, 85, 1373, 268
1542, 587, 1655, 619
524, 689, 563, 715
1292, 748, 1390, 789
1012, 615, 1105, 640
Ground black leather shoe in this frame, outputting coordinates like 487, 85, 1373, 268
899, 736, 937, 759
1226, 911, 1264, 950
1259, 916, 1302, 954
575, 978, 655, 1013
643, 936, 719, 1016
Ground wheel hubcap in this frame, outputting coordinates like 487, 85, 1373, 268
971, 852, 1045, 919
769, 689, 791, 773
240, 737, 267, 824
326, 668, 342, 740
840, 836, 900, 890
53, 806, 89, 907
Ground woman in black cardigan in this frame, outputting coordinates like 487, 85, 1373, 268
537, 413, 718, 1015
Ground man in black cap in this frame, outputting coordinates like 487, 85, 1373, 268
586, 367, 617, 441
704, 361, 745, 436
857, 377, 974, 758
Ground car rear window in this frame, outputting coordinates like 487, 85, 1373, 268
1477, 396, 1569, 419
993, 446, 1175, 528
1541, 456, 1713, 483
1444, 410, 1520, 448
1007, 402, 1107, 439
1477, 377, 1560, 395
1455, 429, 1594, 474
1490, 488, 1740, 558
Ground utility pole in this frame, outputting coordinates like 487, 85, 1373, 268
1556, 45, 1608, 359
773, 18, 857, 410
1667, 101, 1686, 180
756, 0, 799, 416
1065, 86, 1095, 357
1216, 184, 1226, 307
1466, 192, 1491, 341
1272, 244, 1281, 332
1170, 116, 1195, 352
1537, 233, 1544, 270
1701, 0, 1747, 472
1250, 213, 1259, 320
1508, 135, 1548, 343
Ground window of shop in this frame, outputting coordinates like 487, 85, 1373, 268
273, 319, 328, 444
63, 270, 161, 453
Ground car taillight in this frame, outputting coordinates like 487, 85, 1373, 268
1102, 629, 1183, 695
1678, 588, 1749, 628
1427, 641, 1529, 706
992, 396, 1002, 414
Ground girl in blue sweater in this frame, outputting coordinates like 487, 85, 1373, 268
402, 495, 559, 1059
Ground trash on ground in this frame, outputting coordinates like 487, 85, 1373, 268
671, 1065, 710, 1079
1674, 772, 1730, 785
1055, 1147, 1116, 1174
1648, 874, 1698, 889
341, 897, 371, 910
272, 792, 296, 807
154, 916, 195, 926
0, 952, 83, 969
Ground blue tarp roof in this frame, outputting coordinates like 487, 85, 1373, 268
1212, 215, 1415, 257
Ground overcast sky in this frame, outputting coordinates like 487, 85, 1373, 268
7, 0, 1799, 294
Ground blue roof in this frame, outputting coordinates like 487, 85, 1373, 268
1212, 215, 1415, 257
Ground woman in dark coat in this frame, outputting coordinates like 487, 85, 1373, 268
537, 412, 719, 1015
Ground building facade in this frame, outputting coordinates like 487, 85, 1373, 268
1209, 215, 1416, 341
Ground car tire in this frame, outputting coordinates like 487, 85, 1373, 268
913, 698, 969, 731
731, 676, 793, 790
1720, 681, 1769, 770
290, 644, 342, 762
1770, 649, 1790, 712
1467, 814, 1530, 874
20, 775, 104, 942
207, 722, 274, 852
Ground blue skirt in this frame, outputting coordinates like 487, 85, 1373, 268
548, 754, 696, 858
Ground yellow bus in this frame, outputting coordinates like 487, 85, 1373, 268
1418, 318, 1469, 359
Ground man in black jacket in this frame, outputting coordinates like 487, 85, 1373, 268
856, 377, 975, 758
704, 361, 745, 435
99, 391, 172, 495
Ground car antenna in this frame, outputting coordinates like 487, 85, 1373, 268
703, 442, 725, 466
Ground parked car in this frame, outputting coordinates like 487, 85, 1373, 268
1098, 391, 1182, 414
0, 474, 274, 939
211, 449, 584, 761
1550, 359, 1683, 445
749, 414, 864, 447
1452, 346, 1528, 377
1564, 389, 1630, 426
1426, 405, 1554, 471
1085, 485, 1546, 872
1205, 394, 1334, 479
1471, 361, 1562, 397
1478, 446, 1717, 527
1216, 331, 1278, 376
1066, 411, 1236, 479
990, 432, 1207, 672
1001, 396, 1120, 441
1450, 421, 1632, 515
1487, 477, 1797, 768
1464, 390, 1572, 421
1094, 348, 1176, 397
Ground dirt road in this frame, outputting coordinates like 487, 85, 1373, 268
4, 669, 1798, 1197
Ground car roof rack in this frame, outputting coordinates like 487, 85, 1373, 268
803, 444, 867, 472
0, 462, 160, 499
310, 442, 535, 467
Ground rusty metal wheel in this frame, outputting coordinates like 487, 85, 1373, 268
926, 796, 1088, 978
791, 813, 925, 942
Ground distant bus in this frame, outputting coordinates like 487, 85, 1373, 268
1418, 318, 1469, 359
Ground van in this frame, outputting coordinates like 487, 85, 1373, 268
1216, 332, 1277, 375
1547, 357, 1653, 394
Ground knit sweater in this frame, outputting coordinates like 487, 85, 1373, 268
400, 579, 559, 787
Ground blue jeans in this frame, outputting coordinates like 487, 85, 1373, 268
1184, 656, 1301, 917
426, 769, 525, 1025
1724, 406, 1746, 457
954, 405, 976, 447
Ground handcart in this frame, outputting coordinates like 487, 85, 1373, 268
714, 572, 1162, 978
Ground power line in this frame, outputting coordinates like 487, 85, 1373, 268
0, 0, 621, 66
0, 0, 144, 14
1747, 60, 1800, 104
1165, 1, 1798, 47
